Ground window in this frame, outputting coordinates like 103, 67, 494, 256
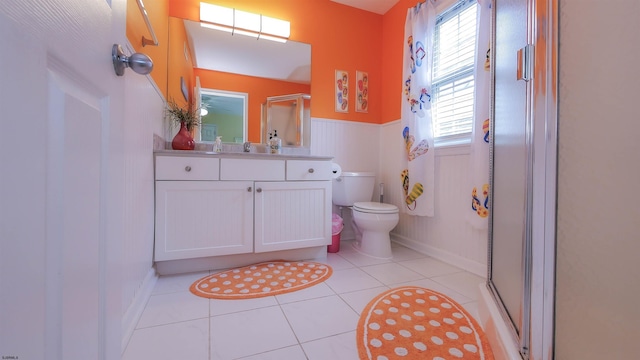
432, 0, 478, 144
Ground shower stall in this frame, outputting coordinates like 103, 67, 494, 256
261, 93, 311, 147
478, 0, 558, 359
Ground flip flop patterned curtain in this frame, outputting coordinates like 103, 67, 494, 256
468, 0, 492, 228
401, 0, 436, 217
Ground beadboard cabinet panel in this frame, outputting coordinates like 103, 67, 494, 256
254, 181, 332, 253
154, 180, 254, 260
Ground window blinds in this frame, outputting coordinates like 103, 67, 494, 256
432, 0, 478, 139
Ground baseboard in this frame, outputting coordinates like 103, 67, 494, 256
391, 233, 486, 277
121, 267, 158, 353
155, 246, 328, 276
477, 284, 522, 360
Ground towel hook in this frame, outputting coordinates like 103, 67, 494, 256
112, 44, 153, 76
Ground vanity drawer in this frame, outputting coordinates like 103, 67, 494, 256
155, 156, 219, 181
220, 158, 285, 181
286, 160, 333, 181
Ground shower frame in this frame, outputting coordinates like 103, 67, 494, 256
261, 93, 311, 147
485, 0, 558, 359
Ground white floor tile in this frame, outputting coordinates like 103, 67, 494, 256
321, 252, 356, 270
302, 331, 359, 360
280, 295, 360, 343
431, 271, 486, 301
210, 295, 278, 316
337, 247, 393, 267
122, 318, 209, 360
152, 271, 210, 295
338, 286, 389, 315
359, 262, 424, 285
397, 257, 464, 278
238, 345, 307, 360
389, 245, 428, 261
324, 268, 385, 294
210, 306, 297, 360
136, 291, 209, 329
275, 282, 336, 304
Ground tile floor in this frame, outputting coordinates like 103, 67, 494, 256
122, 241, 485, 360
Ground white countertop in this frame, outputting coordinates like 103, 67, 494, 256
154, 149, 333, 161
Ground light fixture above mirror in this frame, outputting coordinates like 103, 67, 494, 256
199, 2, 290, 43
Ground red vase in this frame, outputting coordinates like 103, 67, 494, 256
172, 122, 195, 150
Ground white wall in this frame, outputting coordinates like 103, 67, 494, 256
120, 56, 165, 349
311, 118, 488, 275
555, 1, 640, 358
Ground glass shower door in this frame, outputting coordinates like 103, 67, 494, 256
489, 0, 532, 357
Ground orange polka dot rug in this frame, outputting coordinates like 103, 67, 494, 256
189, 261, 332, 299
357, 286, 494, 360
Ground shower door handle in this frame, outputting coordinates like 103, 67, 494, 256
517, 44, 534, 82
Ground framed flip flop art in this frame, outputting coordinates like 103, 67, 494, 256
356, 70, 368, 113
335, 69, 349, 113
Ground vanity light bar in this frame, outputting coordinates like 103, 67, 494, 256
200, 2, 290, 42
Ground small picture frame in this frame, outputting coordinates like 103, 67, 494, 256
335, 70, 348, 113
180, 76, 189, 102
356, 71, 368, 113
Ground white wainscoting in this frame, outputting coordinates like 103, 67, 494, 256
311, 118, 487, 276
120, 70, 163, 350
311, 118, 381, 173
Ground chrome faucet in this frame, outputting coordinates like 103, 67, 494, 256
243, 142, 251, 152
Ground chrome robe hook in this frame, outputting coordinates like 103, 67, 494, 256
112, 44, 153, 76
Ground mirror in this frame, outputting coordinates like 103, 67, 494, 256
167, 17, 312, 145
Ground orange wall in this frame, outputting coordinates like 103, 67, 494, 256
169, 0, 383, 124
127, 0, 415, 125
126, 0, 169, 99
167, 16, 195, 109
195, 69, 311, 142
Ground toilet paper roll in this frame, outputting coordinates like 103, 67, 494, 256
331, 162, 342, 179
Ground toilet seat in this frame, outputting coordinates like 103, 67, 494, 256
353, 202, 399, 214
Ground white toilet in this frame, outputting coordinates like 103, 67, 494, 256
332, 172, 399, 259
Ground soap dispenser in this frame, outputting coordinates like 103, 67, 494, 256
269, 130, 282, 154
213, 136, 222, 153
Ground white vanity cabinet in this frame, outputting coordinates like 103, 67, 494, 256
220, 157, 332, 254
154, 153, 332, 264
154, 156, 253, 261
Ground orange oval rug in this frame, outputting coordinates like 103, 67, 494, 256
189, 261, 332, 299
357, 286, 494, 359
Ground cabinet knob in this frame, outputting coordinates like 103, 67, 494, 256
247, 187, 252, 192
256, 188, 262, 193
184, 166, 192, 172
308, 168, 314, 173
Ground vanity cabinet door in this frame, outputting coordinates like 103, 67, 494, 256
254, 181, 332, 253
155, 181, 254, 261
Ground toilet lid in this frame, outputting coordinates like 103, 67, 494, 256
353, 202, 399, 214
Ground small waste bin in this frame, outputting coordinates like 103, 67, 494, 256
328, 213, 344, 253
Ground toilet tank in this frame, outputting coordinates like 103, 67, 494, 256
332, 172, 376, 206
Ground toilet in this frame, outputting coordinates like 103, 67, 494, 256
332, 172, 399, 259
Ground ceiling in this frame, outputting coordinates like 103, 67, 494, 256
330, 0, 401, 14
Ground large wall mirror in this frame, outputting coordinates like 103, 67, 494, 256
167, 16, 312, 145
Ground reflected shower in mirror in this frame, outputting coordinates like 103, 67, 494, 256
262, 94, 311, 147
